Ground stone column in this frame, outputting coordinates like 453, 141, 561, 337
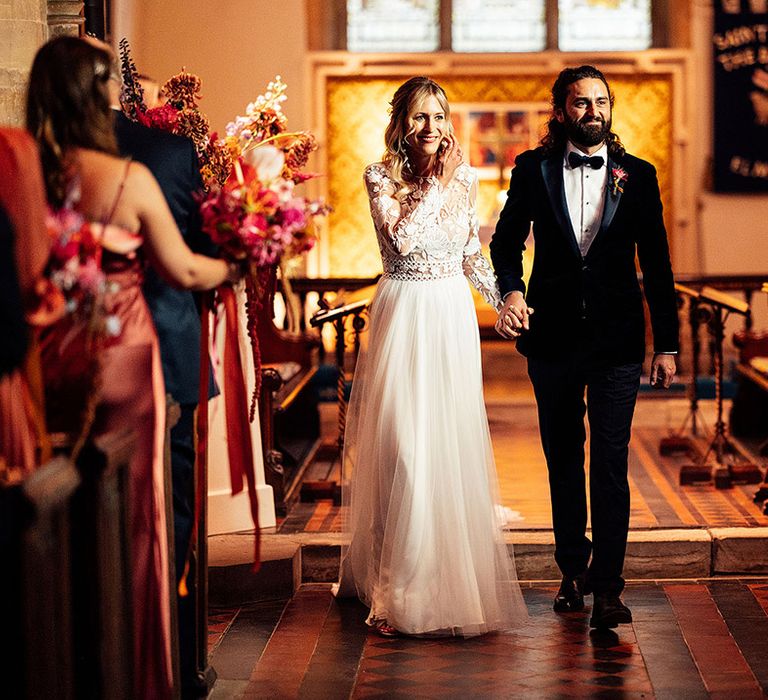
0, 1, 83, 126
47, 1, 84, 37
0, 1, 46, 125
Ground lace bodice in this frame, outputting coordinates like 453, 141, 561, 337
364, 162, 502, 310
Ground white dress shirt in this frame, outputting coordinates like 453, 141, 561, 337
563, 141, 609, 257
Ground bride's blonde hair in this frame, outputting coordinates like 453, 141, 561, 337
383, 76, 452, 201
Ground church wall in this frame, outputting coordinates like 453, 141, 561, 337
112, 0, 308, 135
0, 0, 49, 126
690, 1, 768, 284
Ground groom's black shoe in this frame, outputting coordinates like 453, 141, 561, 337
553, 574, 585, 612
589, 594, 632, 629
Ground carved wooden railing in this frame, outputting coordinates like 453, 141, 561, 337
276, 276, 379, 362
651, 275, 767, 489
287, 273, 765, 372
656, 275, 765, 430
256, 268, 330, 514
310, 288, 375, 453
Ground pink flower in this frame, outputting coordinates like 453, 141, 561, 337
242, 212, 268, 233
611, 167, 628, 195
77, 257, 104, 294
277, 204, 306, 231
256, 188, 279, 210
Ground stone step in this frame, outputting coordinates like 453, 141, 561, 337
208, 528, 768, 606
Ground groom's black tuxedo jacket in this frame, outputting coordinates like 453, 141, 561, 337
490, 146, 679, 364
114, 111, 214, 404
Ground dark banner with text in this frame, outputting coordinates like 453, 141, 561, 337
713, 0, 768, 192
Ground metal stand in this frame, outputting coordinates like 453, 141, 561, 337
680, 287, 762, 488
660, 285, 708, 456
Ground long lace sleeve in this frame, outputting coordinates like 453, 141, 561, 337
364, 163, 445, 256
462, 172, 502, 311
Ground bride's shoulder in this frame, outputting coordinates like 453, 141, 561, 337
363, 162, 392, 191
364, 162, 389, 178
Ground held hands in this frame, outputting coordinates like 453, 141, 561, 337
650, 354, 676, 389
436, 133, 463, 188
495, 291, 534, 340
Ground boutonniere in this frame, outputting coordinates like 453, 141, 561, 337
611, 167, 628, 196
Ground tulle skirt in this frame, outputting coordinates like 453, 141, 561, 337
339, 273, 528, 636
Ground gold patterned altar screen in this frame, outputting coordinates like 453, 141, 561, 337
324, 73, 672, 278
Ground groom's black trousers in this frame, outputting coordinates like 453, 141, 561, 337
527, 349, 641, 597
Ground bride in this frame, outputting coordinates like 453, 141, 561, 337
338, 76, 528, 636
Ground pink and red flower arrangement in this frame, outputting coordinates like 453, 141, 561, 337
45, 204, 121, 338
118, 41, 328, 276
118, 45, 330, 569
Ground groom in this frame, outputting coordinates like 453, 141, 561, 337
490, 65, 679, 628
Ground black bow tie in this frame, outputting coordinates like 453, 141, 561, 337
568, 152, 605, 169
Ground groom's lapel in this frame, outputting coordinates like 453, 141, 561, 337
540, 154, 581, 259
596, 155, 624, 238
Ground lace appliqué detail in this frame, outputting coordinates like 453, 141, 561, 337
383, 258, 463, 281
364, 162, 502, 306
463, 205, 502, 311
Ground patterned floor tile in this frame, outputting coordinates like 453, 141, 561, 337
208, 580, 768, 698
277, 358, 768, 537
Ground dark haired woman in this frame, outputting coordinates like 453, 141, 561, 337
338, 77, 527, 637
26, 36, 238, 697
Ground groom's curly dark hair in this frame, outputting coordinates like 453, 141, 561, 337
540, 65, 625, 159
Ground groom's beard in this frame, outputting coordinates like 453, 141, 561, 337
564, 113, 612, 147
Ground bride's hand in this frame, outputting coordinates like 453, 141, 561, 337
437, 133, 462, 188
495, 291, 533, 340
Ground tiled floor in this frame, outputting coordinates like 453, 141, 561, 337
208, 342, 768, 698
281, 342, 768, 535
280, 404, 768, 535
208, 580, 768, 699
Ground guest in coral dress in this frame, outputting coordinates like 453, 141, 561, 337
0, 127, 53, 479
26, 36, 240, 699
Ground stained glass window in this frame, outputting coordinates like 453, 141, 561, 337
347, 0, 440, 53
452, 0, 546, 53
558, 0, 652, 52
346, 0, 655, 53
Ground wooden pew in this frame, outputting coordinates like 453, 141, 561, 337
731, 331, 768, 448
71, 431, 135, 699
19, 455, 80, 699
2, 431, 135, 699
256, 266, 321, 515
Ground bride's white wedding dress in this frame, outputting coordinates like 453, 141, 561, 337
339, 161, 528, 636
